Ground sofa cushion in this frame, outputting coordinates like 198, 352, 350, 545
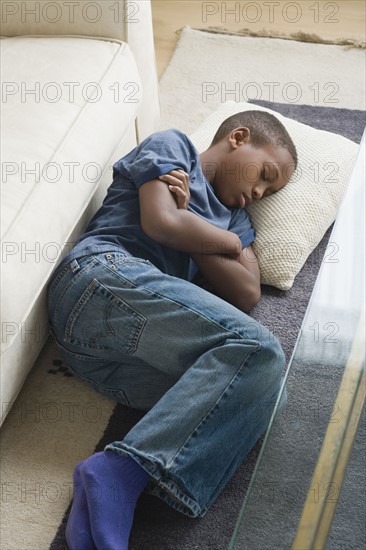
189, 101, 358, 290
1, 36, 142, 356
1, 0, 128, 41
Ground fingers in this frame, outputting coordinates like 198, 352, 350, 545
168, 185, 185, 197
168, 184, 188, 209
159, 170, 189, 190
159, 169, 190, 209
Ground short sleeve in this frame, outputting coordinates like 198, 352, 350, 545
228, 208, 255, 249
115, 129, 196, 188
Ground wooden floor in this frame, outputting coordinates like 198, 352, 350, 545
151, 0, 366, 77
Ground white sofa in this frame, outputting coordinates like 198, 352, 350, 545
0, 0, 160, 427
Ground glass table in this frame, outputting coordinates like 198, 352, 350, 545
230, 131, 365, 549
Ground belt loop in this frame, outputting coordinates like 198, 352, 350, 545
70, 259, 81, 273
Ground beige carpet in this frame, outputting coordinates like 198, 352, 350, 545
158, 26, 366, 134
151, 0, 366, 77
0, 27, 365, 550
0, 338, 115, 550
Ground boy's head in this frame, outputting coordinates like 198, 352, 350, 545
200, 110, 298, 209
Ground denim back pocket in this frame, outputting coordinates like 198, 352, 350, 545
64, 277, 146, 355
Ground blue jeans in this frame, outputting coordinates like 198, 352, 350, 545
47, 251, 287, 518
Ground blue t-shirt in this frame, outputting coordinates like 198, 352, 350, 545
55, 129, 255, 281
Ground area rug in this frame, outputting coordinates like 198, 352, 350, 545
1, 29, 365, 550
194, 26, 366, 49
158, 26, 366, 134
0, 101, 363, 550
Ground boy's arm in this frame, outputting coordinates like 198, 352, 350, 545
139, 178, 242, 255
139, 175, 260, 311
191, 245, 261, 312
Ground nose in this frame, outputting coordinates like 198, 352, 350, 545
252, 187, 264, 201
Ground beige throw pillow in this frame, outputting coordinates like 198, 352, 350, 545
189, 101, 358, 290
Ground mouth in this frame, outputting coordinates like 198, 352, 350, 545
240, 193, 252, 208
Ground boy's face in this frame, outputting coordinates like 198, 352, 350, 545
206, 128, 296, 209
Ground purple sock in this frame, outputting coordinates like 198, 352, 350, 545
80, 450, 150, 550
65, 461, 94, 550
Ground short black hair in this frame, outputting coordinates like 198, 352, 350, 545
211, 110, 298, 168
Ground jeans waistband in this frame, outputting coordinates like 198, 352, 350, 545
48, 250, 136, 295
51, 254, 91, 281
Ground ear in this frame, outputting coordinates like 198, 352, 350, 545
229, 127, 251, 149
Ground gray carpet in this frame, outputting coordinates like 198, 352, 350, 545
231, 349, 365, 549
51, 101, 365, 550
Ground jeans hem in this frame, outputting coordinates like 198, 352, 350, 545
103, 443, 206, 518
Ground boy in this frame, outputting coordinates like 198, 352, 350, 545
47, 110, 297, 550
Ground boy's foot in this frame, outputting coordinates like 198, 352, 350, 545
80, 450, 150, 550
65, 460, 94, 550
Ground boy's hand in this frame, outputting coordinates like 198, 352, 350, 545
191, 246, 261, 312
159, 170, 190, 209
